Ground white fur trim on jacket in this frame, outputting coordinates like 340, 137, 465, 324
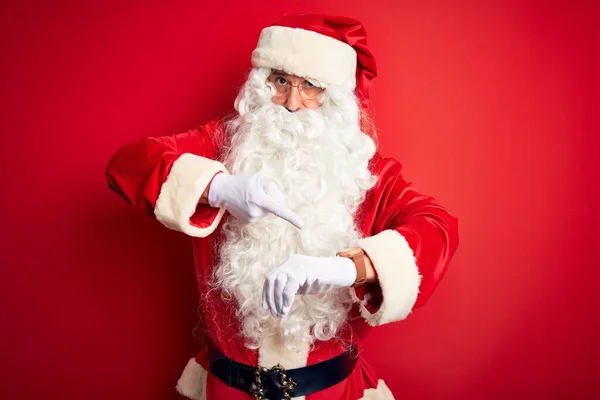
351, 230, 422, 326
154, 153, 227, 238
251, 26, 357, 87
176, 358, 207, 400
359, 379, 395, 399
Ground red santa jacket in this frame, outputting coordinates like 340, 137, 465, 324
105, 120, 459, 400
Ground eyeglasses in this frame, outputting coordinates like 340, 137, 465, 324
267, 74, 325, 101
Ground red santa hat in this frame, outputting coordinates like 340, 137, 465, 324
251, 13, 378, 109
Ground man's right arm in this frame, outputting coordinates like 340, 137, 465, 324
105, 121, 228, 238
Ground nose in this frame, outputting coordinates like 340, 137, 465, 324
284, 86, 304, 112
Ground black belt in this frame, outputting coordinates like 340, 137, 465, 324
208, 342, 358, 399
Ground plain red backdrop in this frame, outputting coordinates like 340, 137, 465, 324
1, 1, 599, 399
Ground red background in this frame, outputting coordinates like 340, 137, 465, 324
1, 1, 599, 399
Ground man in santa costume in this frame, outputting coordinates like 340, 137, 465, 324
106, 13, 459, 400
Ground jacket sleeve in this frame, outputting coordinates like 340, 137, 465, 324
351, 154, 459, 326
105, 120, 228, 238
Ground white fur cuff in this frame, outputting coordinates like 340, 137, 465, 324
252, 26, 357, 87
352, 230, 422, 326
154, 153, 227, 238
176, 358, 207, 400
359, 379, 395, 399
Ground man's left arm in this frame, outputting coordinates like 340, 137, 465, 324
351, 156, 459, 327
262, 157, 459, 321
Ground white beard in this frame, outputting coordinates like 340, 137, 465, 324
213, 68, 377, 352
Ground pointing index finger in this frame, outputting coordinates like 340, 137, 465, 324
257, 194, 303, 229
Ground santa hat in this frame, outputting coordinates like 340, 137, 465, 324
251, 13, 378, 109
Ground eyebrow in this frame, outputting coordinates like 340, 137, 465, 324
269, 70, 324, 88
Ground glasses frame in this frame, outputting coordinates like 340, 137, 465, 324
266, 73, 325, 101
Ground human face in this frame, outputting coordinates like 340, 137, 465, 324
267, 71, 324, 111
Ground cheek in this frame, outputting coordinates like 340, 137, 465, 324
272, 96, 285, 106
304, 101, 322, 110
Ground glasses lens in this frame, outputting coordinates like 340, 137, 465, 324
300, 82, 324, 100
267, 75, 325, 100
268, 75, 289, 97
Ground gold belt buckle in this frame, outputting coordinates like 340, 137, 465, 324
250, 363, 297, 399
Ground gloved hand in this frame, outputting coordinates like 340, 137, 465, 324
208, 173, 303, 229
262, 254, 357, 317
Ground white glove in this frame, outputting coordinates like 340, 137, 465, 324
262, 254, 357, 317
208, 173, 303, 229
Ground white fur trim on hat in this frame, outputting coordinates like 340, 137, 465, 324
251, 26, 356, 87
351, 230, 422, 326
176, 358, 207, 400
154, 153, 228, 238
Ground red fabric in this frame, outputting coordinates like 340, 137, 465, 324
105, 120, 223, 224
190, 202, 221, 229
271, 13, 378, 111
352, 282, 383, 314
105, 121, 459, 399
191, 171, 225, 229
358, 153, 460, 310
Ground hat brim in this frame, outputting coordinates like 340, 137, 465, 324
251, 26, 357, 88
